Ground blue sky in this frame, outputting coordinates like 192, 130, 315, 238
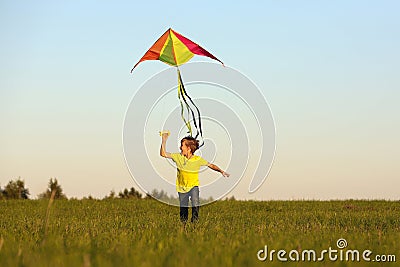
1, 1, 399, 199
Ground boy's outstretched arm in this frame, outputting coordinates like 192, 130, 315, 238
207, 163, 230, 177
160, 133, 172, 158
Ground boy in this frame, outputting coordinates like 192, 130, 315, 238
160, 133, 230, 222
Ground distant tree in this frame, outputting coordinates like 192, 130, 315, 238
0, 185, 4, 200
130, 187, 142, 198
118, 187, 142, 199
145, 192, 153, 199
38, 178, 67, 199
104, 190, 117, 199
148, 189, 174, 201
2, 178, 30, 199
119, 188, 128, 198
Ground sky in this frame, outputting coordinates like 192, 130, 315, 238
1, 1, 399, 200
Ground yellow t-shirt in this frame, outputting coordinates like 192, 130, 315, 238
171, 153, 209, 193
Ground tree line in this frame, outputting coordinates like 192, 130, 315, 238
0, 177, 67, 200
0, 178, 235, 201
0, 177, 146, 200
1, 177, 222, 201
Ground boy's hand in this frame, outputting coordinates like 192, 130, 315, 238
159, 131, 170, 141
161, 132, 169, 141
222, 171, 230, 177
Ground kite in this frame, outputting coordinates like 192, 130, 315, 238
131, 28, 224, 146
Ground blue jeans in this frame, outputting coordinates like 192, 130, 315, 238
178, 186, 200, 222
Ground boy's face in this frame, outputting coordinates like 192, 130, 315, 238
180, 140, 191, 155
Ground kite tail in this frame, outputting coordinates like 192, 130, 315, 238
177, 69, 204, 147
178, 77, 192, 136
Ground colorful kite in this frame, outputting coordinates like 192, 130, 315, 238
131, 28, 224, 145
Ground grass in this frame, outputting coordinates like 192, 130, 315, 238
0, 199, 399, 266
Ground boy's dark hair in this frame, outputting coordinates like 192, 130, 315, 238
181, 136, 200, 153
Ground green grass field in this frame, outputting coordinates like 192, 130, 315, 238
0, 199, 399, 266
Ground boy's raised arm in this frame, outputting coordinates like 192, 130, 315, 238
160, 133, 172, 158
